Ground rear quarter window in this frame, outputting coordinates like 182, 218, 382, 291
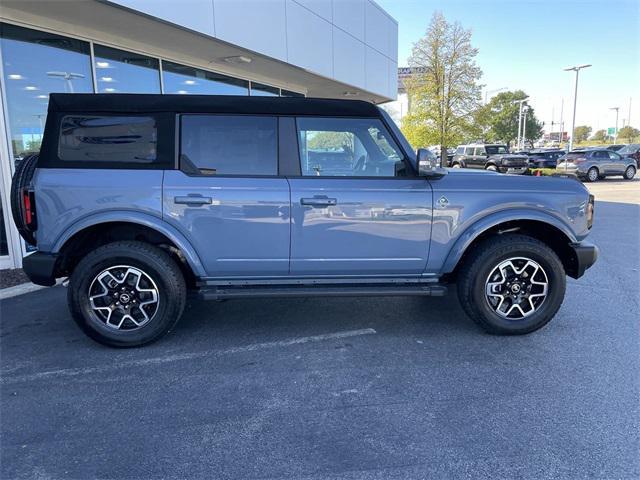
58, 115, 157, 163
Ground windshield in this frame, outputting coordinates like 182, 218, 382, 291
618, 144, 639, 154
485, 145, 509, 155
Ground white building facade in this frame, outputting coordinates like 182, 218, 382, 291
0, 0, 398, 270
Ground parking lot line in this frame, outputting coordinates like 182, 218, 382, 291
0, 328, 377, 384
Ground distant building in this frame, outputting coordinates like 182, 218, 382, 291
381, 66, 425, 125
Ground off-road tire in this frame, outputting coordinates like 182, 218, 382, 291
68, 241, 186, 348
10, 153, 39, 245
457, 234, 566, 335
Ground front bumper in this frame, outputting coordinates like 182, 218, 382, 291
499, 166, 528, 174
22, 251, 58, 286
567, 242, 599, 279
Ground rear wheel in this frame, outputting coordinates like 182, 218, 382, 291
485, 164, 498, 172
623, 165, 636, 180
451, 163, 461, 168
457, 234, 566, 335
68, 241, 186, 347
586, 167, 599, 182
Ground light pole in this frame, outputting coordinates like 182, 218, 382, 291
484, 87, 507, 104
514, 97, 529, 150
564, 64, 591, 152
46, 71, 85, 93
521, 106, 530, 150
609, 107, 619, 143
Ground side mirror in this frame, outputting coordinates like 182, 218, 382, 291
417, 148, 447, 178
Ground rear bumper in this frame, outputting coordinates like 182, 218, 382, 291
22, 251, 58, 286
567, 242, 599, 279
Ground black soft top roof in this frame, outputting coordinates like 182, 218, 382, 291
48, 93, 381, 117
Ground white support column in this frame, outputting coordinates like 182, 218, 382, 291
0, 50, 24, 269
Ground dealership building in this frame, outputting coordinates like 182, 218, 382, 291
0, 0, 398, 270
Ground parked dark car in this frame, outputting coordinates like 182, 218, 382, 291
556, 149, 637, 181
450, 144, 528, 174
525, 149, 565, 169
617, 143, 640, 168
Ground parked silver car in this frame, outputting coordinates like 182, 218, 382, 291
556, 149, 637, 182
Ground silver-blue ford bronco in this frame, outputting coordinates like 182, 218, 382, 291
11, 94, 598, 347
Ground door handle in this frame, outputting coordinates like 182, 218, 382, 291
174, 195, 212, 206
300, 196, 337, 207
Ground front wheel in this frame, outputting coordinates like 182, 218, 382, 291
485, 164, 498, 172
68, 241, 186, 347
457, 234, 566, 335
623, 165, 636, 180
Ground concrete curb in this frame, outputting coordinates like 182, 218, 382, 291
0, 280, 64, 300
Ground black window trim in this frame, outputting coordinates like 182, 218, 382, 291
39, 111, 174, 170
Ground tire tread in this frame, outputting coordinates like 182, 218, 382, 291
68, 241, 186, 347
457, 234, 566, 335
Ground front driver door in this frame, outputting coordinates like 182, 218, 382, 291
607, 151, 626, 174
288, 117, 432, 276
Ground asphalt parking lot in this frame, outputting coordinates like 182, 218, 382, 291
1, 179, 638, 480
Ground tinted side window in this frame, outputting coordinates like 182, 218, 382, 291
296, 117, 404, 177
593, 151, 608, 159
455, 146, 465, 154
59, 115, 156, 162
608, 151, 621, 160
474, 147, 486, 156
464, 147, 474, 155
180, 115, 277, 175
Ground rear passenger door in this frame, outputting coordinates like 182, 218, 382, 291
471, 146, 487, 168
287, 117, 432, 276
163, 115, 290, 277
592, 150, 612, 174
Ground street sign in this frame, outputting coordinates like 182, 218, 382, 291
607, 127, 617, 135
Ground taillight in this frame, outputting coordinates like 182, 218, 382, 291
22, 189, 37, 229
573, 158, 586, 164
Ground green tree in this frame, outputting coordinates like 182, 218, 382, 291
401, 12, 482, 161
306, 131, 353, 151
573, 125, 592, 144
591, 129, 607, 142
474, 90, 543, 147
617, 125, 640, 143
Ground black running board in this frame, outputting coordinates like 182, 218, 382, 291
199, 284, 447, 300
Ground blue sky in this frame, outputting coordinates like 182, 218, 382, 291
377, 0, 640, 134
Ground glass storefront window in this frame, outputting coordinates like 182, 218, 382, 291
93, 44, 160, 94
162, 60, 248, 95
281, 89, 305, 97
251, 82, 279, 97
0, 23, 95, 257
0, 23, 93, 163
